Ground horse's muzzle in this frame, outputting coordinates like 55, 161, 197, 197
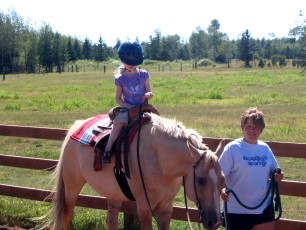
200, 210, 222, 230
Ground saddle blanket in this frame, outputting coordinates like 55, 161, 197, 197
70, 114, 111, 145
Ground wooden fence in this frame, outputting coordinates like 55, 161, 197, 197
0, 124, 305, 229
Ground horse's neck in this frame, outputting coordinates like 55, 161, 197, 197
153, 135, 193, 178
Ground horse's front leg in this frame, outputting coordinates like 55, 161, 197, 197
106, 199, 122, 230
155, 204, 173, 230
137, 206, 153, 230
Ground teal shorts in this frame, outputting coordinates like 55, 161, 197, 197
114, 108, 129, 125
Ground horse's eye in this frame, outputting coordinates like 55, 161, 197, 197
197, 177, 207, 185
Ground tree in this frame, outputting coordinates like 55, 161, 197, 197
94, 35, 107, 62
53, 32, 63, 73
219, 39, 234, 67
82, 38, 92, 60
38, 24, 54, 72
178, 42, 190, 60
238, 29, 253, 67
160, 34, 181, 61
73, 39, 82, 60
146, 29, 162, 60
114, 39, 121, 51
297, 33, 306, 72
67, 37, 77, 61
25, 29, 39, 73
0, 11, 22, 74
207, 19, 226, 62
290, 11, 306, 72
52, 32, 62, 73
189, 26, 209, 60
0, 12, 6, 78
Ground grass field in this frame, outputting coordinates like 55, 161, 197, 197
0, 66, 305, 229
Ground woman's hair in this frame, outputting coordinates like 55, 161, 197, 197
240, 107, 265, 130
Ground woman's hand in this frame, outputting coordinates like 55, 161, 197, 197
220, 188, 229, 201
274, 168, 284, 183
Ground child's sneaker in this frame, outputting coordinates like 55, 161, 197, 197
103, 151, 111, 163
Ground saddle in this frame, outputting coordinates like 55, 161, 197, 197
93, 103, 159, 201
93, 103, 160, 171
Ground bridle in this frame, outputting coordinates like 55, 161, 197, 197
193, 154, 206, 223
183, 154, 206, 229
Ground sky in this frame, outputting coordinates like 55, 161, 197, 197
1, 0, 305, 46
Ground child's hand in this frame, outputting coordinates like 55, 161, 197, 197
144, 92, 154, 99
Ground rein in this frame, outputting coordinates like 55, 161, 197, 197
193, 155, 206, 223
135, 105, 161, 226
223, 168, 282, 230
183, 154, 206, 230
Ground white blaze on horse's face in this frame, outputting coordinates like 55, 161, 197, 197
209, 167, 221, 215
185, 140, 222, 229
192, 155, 222, 230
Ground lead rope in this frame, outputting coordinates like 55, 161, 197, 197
183, 176, 194, 230
224, 168, 282, 230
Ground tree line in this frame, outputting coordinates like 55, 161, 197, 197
1, 9, 306, 75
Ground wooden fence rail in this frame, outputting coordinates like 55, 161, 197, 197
0, 124, 306, 229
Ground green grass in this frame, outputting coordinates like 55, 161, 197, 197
0, 66, 305, 229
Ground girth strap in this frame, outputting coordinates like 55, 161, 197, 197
113, 116, 151, 201
122, 116, 151, 179
113, 167, 136, 201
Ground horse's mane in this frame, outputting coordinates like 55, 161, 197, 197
149, 113, 208, 150
149, 113, 218, 165
150, 113, 196, 138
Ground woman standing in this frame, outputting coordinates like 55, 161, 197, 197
219, 107, 284, 230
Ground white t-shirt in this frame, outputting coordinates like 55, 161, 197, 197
218, 138, 279, 214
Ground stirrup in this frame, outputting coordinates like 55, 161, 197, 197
103, 151, 111, 163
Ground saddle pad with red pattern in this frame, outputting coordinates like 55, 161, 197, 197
70, 114, 110, 146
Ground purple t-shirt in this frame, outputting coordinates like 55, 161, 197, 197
115, 69, 149, 106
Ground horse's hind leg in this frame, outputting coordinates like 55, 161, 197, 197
62, 157, 86, 229
63, 175, 86, 229
106, 199, 122, 230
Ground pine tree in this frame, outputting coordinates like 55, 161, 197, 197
238, 29, 253, 67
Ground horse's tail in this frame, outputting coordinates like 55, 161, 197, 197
49, 145, 66, 230
33, 141, 66, 229
37, 127, 74, 230
35, 136, 66, 230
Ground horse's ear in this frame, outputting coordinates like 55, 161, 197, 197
188, 140, 205, 160
215, 139, 227, 158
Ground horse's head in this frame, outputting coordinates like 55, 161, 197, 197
185, 136, 225, 230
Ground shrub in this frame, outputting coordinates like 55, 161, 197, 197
197, 58, 215, 67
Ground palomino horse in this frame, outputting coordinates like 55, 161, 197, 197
45, 113, 225, 230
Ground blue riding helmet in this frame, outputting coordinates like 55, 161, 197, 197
118, 41, 144, 66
